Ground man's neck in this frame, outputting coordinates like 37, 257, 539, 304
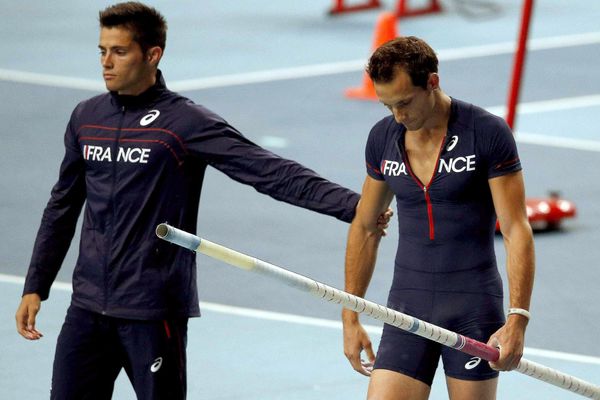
118, 72, 157, 96
411, 91, 451, 141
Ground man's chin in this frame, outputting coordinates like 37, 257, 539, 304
104, 82, 119, 92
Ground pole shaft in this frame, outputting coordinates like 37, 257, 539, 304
156, 224, 600, 399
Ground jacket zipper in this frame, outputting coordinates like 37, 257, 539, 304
401, 136, 446, 241
103, 105, 125, 314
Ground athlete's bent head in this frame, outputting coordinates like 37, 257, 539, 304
367, 36, 438, 89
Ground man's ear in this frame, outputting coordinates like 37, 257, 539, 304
427, 73, 440, 90
147, 46, 163, 66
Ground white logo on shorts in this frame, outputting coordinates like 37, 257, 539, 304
464, 357, 482, 370
140, 109, 160, 126
150, 357, 163, 373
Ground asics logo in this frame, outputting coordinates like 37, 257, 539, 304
150, 357, 163, 373
446, 135, 458, 151
464, 357, 482, 370
140, 109, 160, 126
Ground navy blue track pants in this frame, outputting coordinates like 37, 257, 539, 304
51, 305, 188, 399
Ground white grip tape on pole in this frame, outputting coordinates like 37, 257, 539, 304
156, 224, 600, 399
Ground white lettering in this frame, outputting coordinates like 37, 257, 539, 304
399, 162, 406, 175
84, 145, 111, 162
438, 158, 452, 174
465, 155, 476, 171
118, 147, 151, 164
140, 148, 150, 163
453, 157, 467, 173
381, 160, 407, 176
84, 145, 150, 164
92, 145, 103, 161
438, 155, 476, 174
382, 160, 394, 175
100, 146, 112, 162
117, 147, 127, 162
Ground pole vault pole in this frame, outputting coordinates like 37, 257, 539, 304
156, 223, 600, 399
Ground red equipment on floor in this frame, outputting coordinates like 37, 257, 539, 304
496, 193, 577, 232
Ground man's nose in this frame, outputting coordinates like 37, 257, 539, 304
392, 108, 406, 123
102, 53, 113, 68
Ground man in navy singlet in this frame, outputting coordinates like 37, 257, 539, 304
342, 36, 535, 400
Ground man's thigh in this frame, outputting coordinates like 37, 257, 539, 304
51, 305, 122, 400
374, 324, 441, 386
368, 369, 431, 400
446, 376, 498, 400
118, 318, 188, 400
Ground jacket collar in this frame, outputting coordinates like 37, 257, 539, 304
110, 69, 167, 109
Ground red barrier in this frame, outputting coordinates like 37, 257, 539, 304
329, 0, 442, 17
329, 0, 381, 15
506, 0, 535, 130
396, 0, 442, 18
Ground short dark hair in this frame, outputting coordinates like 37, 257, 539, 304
366, 36, 438, 89
99, 2, 167, 53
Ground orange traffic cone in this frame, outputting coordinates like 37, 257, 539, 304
345, 12, 398, 101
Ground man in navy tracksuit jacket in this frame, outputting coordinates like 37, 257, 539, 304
23, 72, 359, 321
15, 3, 376, 399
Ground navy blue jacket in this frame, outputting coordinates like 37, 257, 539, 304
24, 71, 359, 319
